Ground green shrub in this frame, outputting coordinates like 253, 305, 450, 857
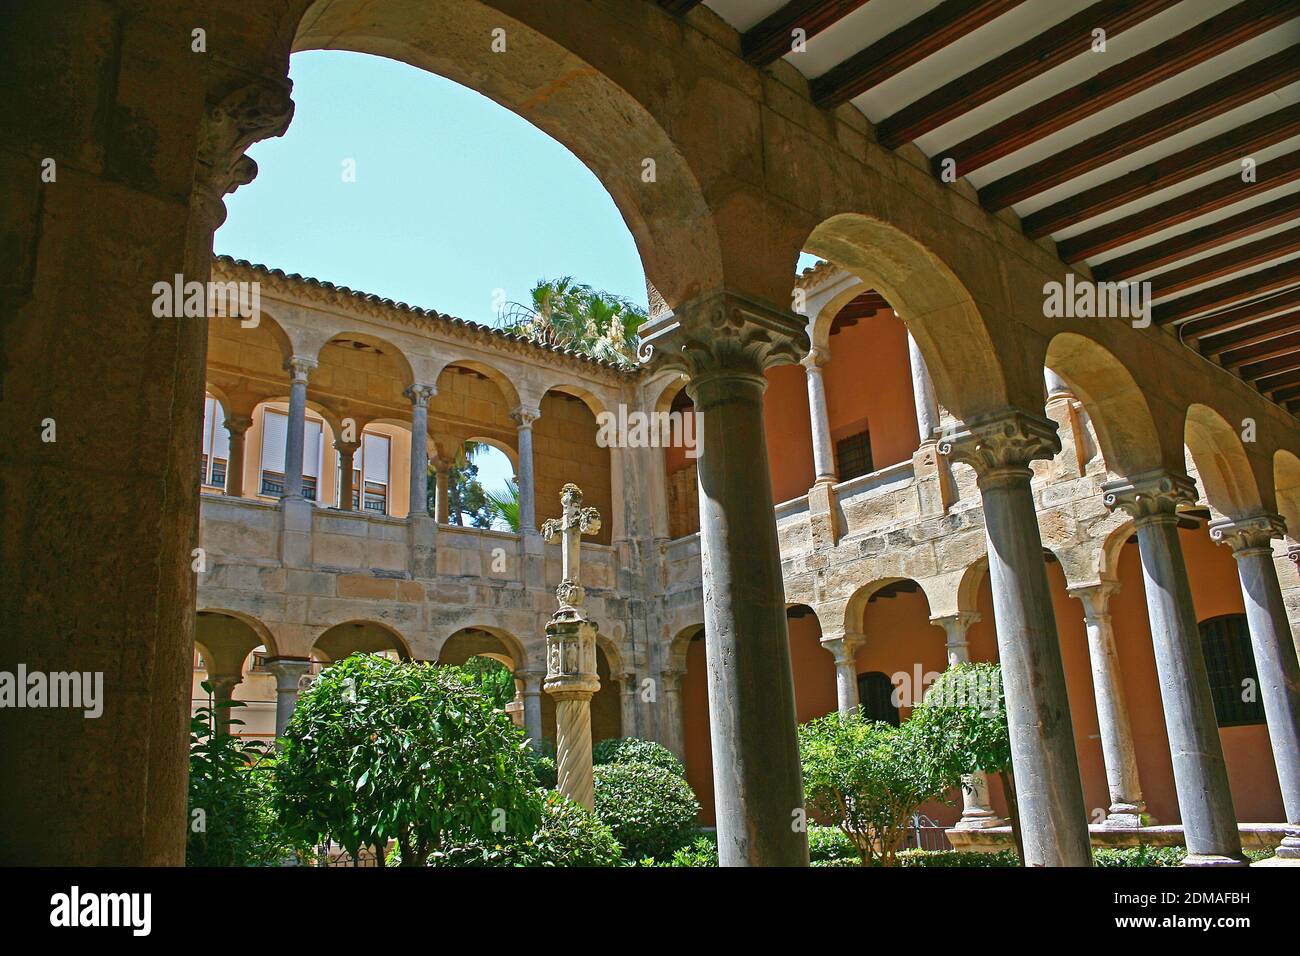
274, 654, 540, 866
432, 791, 621, 867
807, 824, 857, 863
1093, 846, 1187, 867
897, 849, 1019, 867
592, 737, 686, 777
638, 834, 719, 867
594, 761, 700, 860
525, 738, 558, 790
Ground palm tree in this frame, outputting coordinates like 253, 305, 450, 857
498, 277, 647, 366
482, 479, 521, 533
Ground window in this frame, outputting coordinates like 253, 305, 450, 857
199, 394, 230, 489
857, 671, 899, 726
362, 432, 390, 515
835, 430, 873, 482
259, 408, 323, 501
1199, 614, 1264, 728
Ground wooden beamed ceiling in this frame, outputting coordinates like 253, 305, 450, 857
658, 0, 1300, 414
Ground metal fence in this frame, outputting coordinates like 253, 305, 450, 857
900, 813, 953, 852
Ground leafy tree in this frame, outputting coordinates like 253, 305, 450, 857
186, 688, 299, 866
431, 791, 622, 867
273, 654, 541, 866
457, 654, 516, 709
798, 711, 960, 867
499, 277, 647, 366
909, 661, 1025, 864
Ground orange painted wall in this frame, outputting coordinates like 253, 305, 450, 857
822, 311, 919, 472
680, 524, 1286, 831
763, 365, 815, 505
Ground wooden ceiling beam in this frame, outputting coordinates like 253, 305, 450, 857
1259, 368, 1300, 392
659, 0, 704, 14
876, 0, 1180, 150
1242, 351, 1300, 381
1092, 191, 1300, 281
1032, 107, 1300, 245
1147, 226, 1300, 298
937, 0, 1298, 181
1154, 260, 1300, 325
1199, 307, 1300, 355
1180, 286, 1300, 339
1221, 329, 1300, 368
811, 0, 1022, 109
742, 0, 874, 67
980, 45, 1300, 212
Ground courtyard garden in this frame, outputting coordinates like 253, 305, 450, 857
186, 654, 1268, 867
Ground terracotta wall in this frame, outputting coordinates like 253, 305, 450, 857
533, 391, 612, 545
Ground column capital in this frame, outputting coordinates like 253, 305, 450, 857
285, 356, 317, 382
405, 383, 436, 407
637, 290, 809, 380
1208, 512, 1287, 556
801, 346, 830, 370
1289, 545, 1300, 567
333, 437, 361, 454
930, 611, 980, 636
820, 633, 864, 665
942, 408, 1060, 480
265, 657, 313, 688
515, 668, 544, 692
195, 78, 294, 228
1067, 579, 1121, 621
1102, 470, 1197, 524
510, 404, 540, 428
222, 413, 253, 435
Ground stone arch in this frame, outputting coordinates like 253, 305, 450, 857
433, 624, 529, 672
956, 557, 990, 617
434, 358, 522, 416
194, 609, 279, 675
312, 619, 412, 663
210, 306, 295, 367
842, 577, 934, 635
463, 435, 519, 471
1184, 404, 1263, 519
1274, 450, 1300, 540
292, 1, 723, 310
801, 214, 1009, 420
668, 623, 704, 675
314, 330, 416, 396
1044, 332, 1166, 476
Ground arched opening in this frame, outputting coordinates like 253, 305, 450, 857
1275, 450, 1300, 540
1184, 404, 1262, 519
534, 388, 612, 545
193, 610, 280, 740
312, 620, 411, 664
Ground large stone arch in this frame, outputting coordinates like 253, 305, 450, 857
1044, 332, 1168, 477
312, 619, 413, 663
292, 0, 724, 310
802, 214, 1009, 420
1184, 404, 1263, 520
432, 623, 530, 672
194, 608, 280, 672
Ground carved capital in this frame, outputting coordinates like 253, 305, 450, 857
510, 404, 540, 428
285, 356, 316, 383
1290, 546, 1300, 568
195, 79, 295, 227
801, 346, 830, 371
637, 290, 809, 380
333, 437, 362, 455
1102, 470, 1197, 524
820, 633, 864, 665
404, 383, 436, 407
944, 409, 1060, 479
1067, 579, 1121, 623
1209, 512, 1287, 556
222, 414, 253, 436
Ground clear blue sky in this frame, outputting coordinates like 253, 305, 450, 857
216, 50, 819, 505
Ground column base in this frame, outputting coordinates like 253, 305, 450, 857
954, 809, 1006, 830
1182, 853, 1251, 868
1275, 829, 1300, 860
1101, 804, 1154, 829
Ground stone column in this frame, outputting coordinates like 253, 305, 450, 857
947, 409, 1091, 866
516, 669, 544, 750
207, 673, 241, 737
1044, 367, 1072, 402
433, 458, 452, 523
932, 611, 1004, 830
405, 385, 435, 518
334, 438, 360, 511
1209, 513, 1300, 859
222, 414, 252, 498
511, 405, 540, 533
282, 357, 316, 499
1067, 581, 1150, 828
908, 332, 941, 445
266, 659, 313, 739
660, 668, 686, 760
802, 348, 836, 484
821, 635, 862, 715
639, 291, 809, 866
1103, 471, 1246, 865
616, 672, 639, 738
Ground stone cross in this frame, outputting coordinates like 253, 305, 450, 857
542, 483, 602, 810
542, 482, 602, 609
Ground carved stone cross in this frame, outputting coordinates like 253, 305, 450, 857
541, 483, 601, 609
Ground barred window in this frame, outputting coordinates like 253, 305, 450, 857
857, 671, 899, 727
1198, 614, 1264, 728
836, 430, 874, 482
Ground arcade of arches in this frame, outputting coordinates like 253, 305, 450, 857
4, 0, 1300, 869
